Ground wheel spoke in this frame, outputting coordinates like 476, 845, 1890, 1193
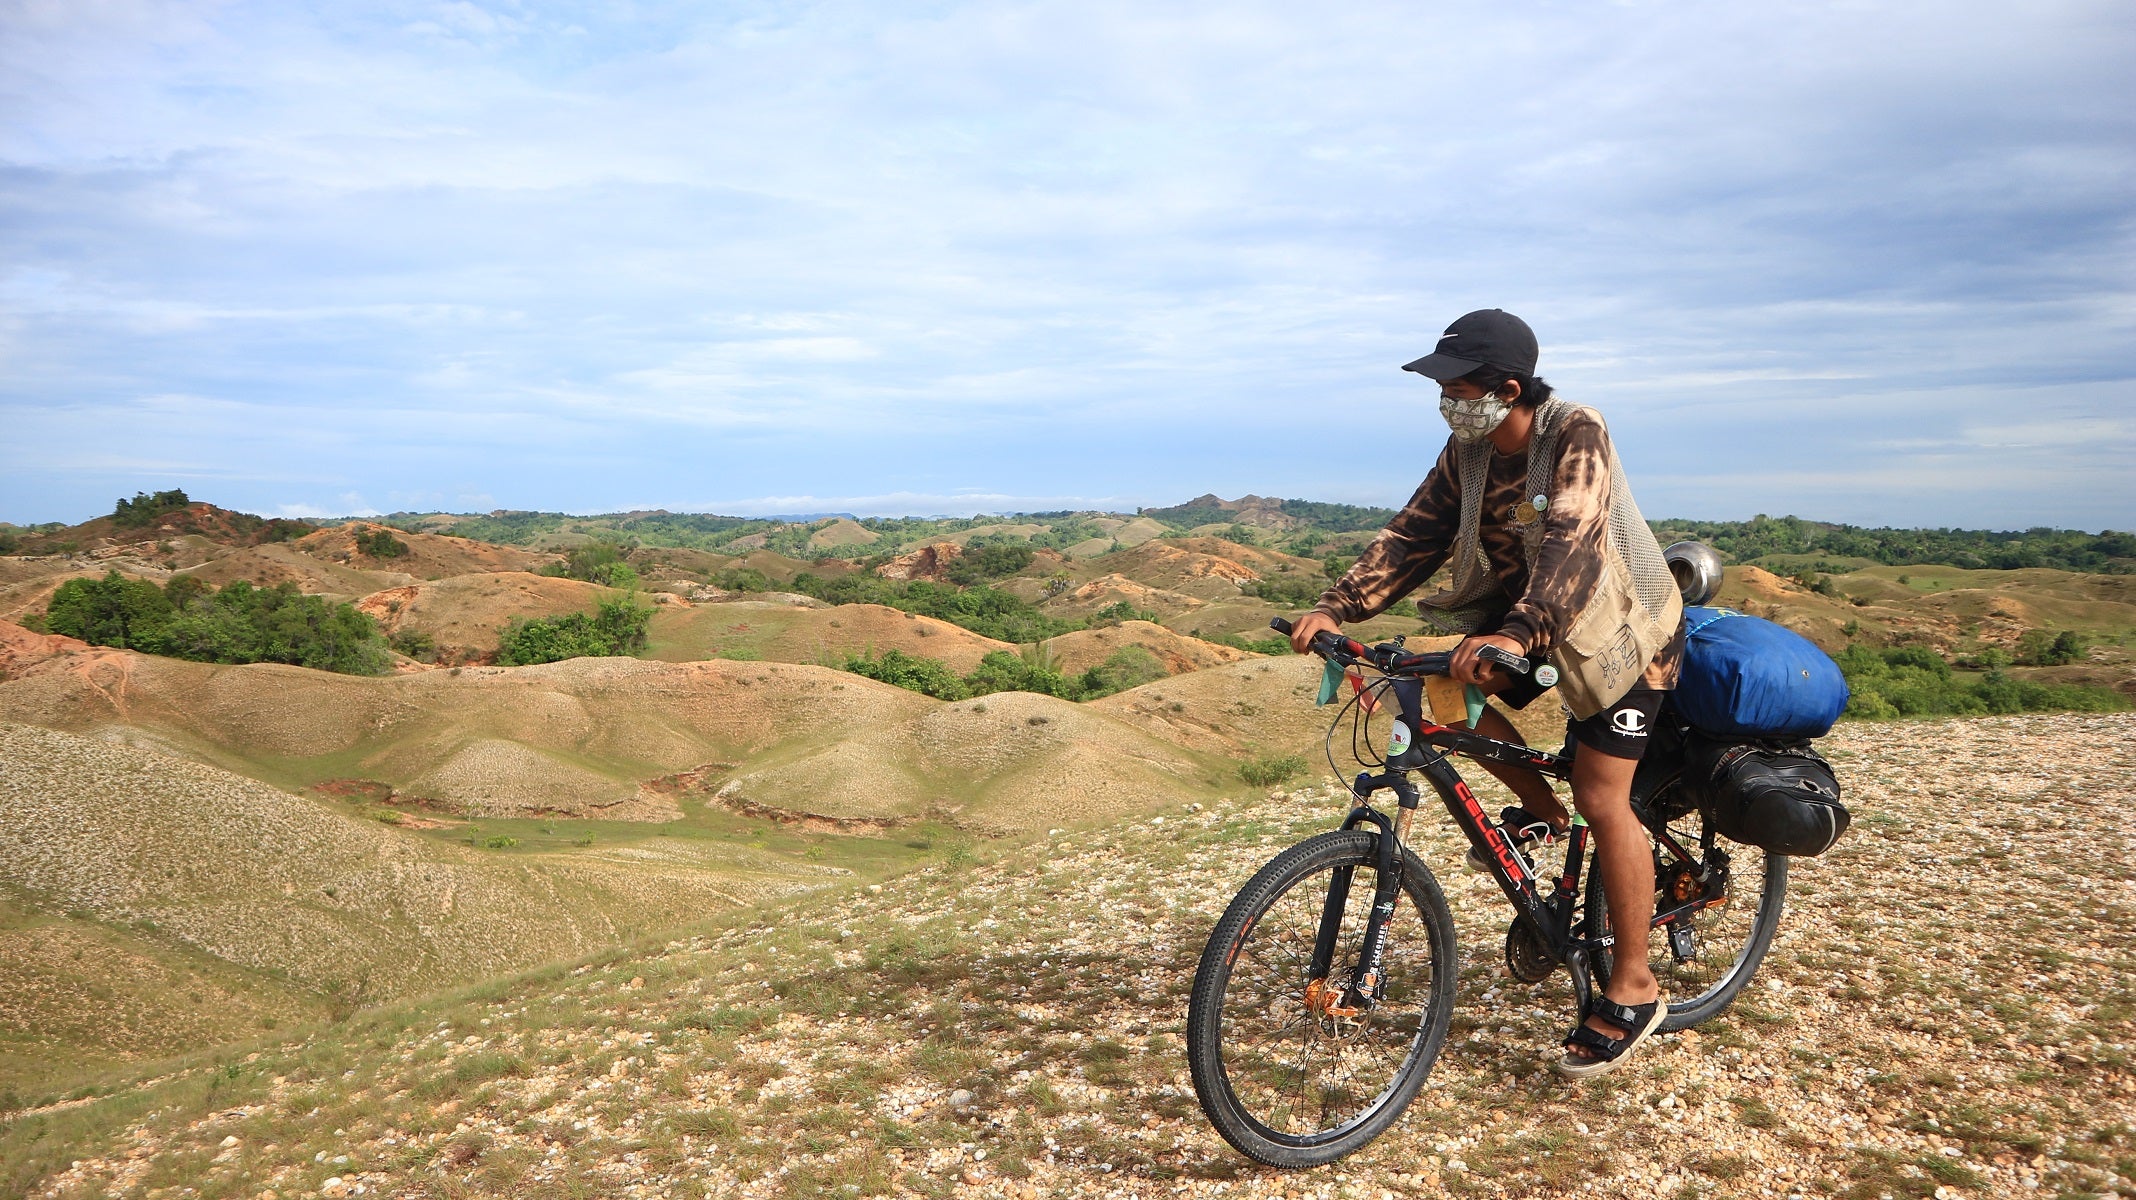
1214, 858, 1443, 1140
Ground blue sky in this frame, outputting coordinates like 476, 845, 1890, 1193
3, 0, 2131, 529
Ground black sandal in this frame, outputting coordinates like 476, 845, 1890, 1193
1555, 994, 1668, 1078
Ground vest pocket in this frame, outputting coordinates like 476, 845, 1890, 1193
1554, 576, 1649, 718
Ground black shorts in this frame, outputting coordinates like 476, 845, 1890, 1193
1566, 685, 1667, 761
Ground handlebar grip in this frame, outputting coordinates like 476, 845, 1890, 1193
1477, 644, 1531, 676
1269, 617, 1294, 636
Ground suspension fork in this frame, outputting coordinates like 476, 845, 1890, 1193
1305, 774, 1422, 1011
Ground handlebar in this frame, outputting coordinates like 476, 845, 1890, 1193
1269, 616, 1557, 686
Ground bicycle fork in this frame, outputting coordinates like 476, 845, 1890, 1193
1303, 776, 1422, 1018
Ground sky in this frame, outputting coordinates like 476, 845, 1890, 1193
2, 0, 2132, 530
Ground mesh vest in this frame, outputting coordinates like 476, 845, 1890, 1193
1417, 397, 1683, 717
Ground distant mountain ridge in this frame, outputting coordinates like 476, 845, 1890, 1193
4, 491, 2131, 574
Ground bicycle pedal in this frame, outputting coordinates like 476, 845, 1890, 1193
1667, 922, 1698, 963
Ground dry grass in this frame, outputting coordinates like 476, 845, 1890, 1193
1035, 621, 1249, 677
0, 722, 858, 1098
0, 631, 1235, 829
12, 711, 2131, 1200
355, 572, 625, 659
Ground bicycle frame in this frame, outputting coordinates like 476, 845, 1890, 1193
1317, 672, 1730, 1020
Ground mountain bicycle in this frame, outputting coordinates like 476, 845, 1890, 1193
1184, 619, 1787, 1166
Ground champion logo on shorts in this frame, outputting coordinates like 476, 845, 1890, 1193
1610, 708, 1649, 736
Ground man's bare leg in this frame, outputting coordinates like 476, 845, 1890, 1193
1568, 744, 1659, 1055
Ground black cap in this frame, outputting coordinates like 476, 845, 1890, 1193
1401, 309, 1539, 381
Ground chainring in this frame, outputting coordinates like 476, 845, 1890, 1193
1503, 917, 1557, 983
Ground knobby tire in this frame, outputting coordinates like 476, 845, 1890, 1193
1186, 831, 1457, 1167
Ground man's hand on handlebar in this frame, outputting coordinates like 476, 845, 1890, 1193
1286, 611, 1343, 656
1450, 633, 1526, 686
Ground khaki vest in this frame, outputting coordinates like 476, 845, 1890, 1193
1417, 397, 1682, 719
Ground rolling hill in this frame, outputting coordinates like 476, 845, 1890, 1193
8, 710, 2131, 1199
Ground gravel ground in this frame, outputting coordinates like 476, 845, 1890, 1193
21, 712, 2136, 1200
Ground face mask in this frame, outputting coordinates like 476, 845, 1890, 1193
1439, 391, 1511, 443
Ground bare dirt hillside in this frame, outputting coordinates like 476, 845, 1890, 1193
5, 502, 310, 556
1041, 574, 1208, 620
1159, 536, 1325, 578
0, 624, 1228, 833
0, 567, 162, 624
646, 601, 1015, 672
1087, 514, 1170, 546
176, 543, 413, 598
356, 573, 628, 660
1039, 621, 1250, 677
877, 543, 963, 581
1082, 635, 1578, 761
910, 522, 1052, 549
18, 711, 2131, 1200
294, 524, 555, 580
1093, 540, 1269, 600
806, 518, 879, 549
1716, 564, 2136, 663
0, 722, 848, 1094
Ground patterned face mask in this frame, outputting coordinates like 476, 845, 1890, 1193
1438, 391, 1512, 443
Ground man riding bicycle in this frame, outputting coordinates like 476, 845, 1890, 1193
1286, 309, 1685, 1076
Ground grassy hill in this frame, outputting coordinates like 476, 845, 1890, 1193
0, 627, 1253, 829
0, 721, 875, 1102
6, 710, 2131, 1199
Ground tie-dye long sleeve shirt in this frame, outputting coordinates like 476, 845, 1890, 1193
1313, 409, 1680, 687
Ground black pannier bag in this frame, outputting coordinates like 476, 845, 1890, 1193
1683, 734, 1850, 857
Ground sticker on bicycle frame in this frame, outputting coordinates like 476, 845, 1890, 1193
1388, 720, 1412, 757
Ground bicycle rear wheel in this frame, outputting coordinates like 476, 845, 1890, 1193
1588, 794, 1787, 1032
1186, 831, 1457, 1167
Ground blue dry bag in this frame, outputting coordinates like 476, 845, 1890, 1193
1675, 607, 1849, 739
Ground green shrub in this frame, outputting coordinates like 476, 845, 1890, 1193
111, 489, 190, 528
352, 527, 409, 558
1837, 644, 2127, 718
43, 570, 175, 648
843, 644, 1167, 702
496, 597, 653, 666
1239, 753, 1308, 788
389, 628, 436, 660
542, 541, 640, 589
842, 648, 970, 700
1197, 628, 1294, 656
713, 567, 773, 593
944, 542, 1035, 585
1074, 645, 1167, 699
43, 570, 389, 674
790, 575, 1078, 643
1090, 599, 1157, 626
964, 650, 1074, 699
1246, 575, 1327, 608
2016, 629, 2087, 666
157, 580, 391, 674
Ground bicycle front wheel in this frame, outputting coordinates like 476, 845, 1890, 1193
1186, 831, 1458, 1167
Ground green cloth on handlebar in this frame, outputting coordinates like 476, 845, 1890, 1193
1317, 658, 1344, 707
1466, 684, 1486, 727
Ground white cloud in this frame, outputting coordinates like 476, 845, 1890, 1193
1, 0, 2130, 526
